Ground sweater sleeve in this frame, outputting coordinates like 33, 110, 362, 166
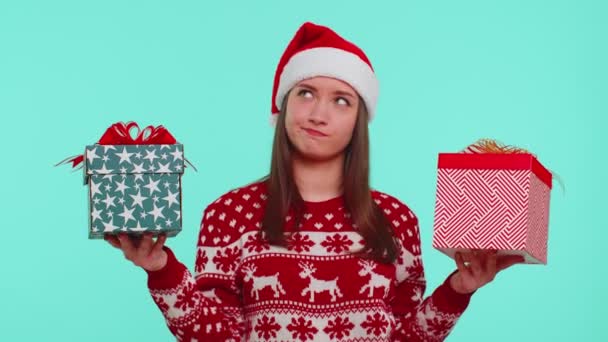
146, 202, 244, 341
388, 203, 475, 341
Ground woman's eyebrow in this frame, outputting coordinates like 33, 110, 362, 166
298, 83, 317, 91
298, 83, 355, 98
333, 90, 355, 99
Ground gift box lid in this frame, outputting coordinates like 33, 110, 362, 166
83, 144, 185, 184
437, 152, 552, 189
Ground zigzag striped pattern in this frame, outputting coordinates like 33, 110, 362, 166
525, 173, 551, 263
432, 168, 550, 264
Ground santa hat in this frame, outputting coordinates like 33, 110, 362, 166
270, 22, 379, 127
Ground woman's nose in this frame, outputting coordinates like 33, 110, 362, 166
308, 100, 329, 124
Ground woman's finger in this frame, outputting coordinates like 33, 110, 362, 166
150, 234, 167, 256
118, 234, 136, 259
497, 255, 525, 272
473, 249, 487, 273
459, 249, 471, 264
485, 250, 498, 278
139, 233, 155, 255
455, 251, 472, 277
467, 250, 483, 278
129, 235, 143, 249
104, 235, 122, 249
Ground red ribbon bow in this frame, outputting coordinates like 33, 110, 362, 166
58, 121, 178, 168
98, 121, 176, 145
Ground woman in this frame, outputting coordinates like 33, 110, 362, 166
106, 22, 524, 341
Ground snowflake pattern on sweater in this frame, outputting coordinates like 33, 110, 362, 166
146, 181, 473, 341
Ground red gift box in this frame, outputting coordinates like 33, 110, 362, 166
431, 140, 553, 264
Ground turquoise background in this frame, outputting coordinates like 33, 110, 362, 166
1, 0, 605, 340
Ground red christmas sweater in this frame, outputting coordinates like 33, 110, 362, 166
146, 180, 474, 341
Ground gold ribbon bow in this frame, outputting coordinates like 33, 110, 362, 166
461, 138, 565, 193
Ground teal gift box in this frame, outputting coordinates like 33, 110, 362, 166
84, 144, 185, 239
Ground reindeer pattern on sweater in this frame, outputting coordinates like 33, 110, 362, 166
146, 181, 473, 341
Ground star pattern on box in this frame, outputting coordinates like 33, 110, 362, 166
85, 144, 184, 238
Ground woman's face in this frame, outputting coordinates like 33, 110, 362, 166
285, 76, 360, 162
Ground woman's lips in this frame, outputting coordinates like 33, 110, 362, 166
303, 128, 327, 137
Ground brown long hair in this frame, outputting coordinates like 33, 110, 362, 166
250, 90, 399, 264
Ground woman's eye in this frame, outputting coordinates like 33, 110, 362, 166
336, 97, 350, 106
298, 89, 313, 98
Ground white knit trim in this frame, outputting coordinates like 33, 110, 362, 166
269, 113, 278, 128
275, 47, 378, 122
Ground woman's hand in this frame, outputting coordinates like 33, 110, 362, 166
449, 249, 525, 294
105, 233, 168, 272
